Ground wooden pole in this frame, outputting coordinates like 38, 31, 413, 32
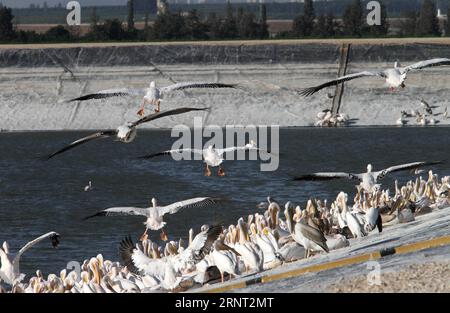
331, 43, 351, 115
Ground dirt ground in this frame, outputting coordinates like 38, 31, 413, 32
327, 261, 450, 293
1, 37, 450, 50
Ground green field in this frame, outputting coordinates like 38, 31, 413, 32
11, 1, 449, 24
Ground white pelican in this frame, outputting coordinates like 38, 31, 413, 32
364, 207, 382, 233
47, 107, 209, 159
292, 215, 329, 258
299, 58, 450, 96
84, 181, 93, 192
68, 81, 237, 116
139, 140, 269, 177
0, 232, 60, 285
84, 197, 222, 240
211, 241, 240, 283
292, 161, 442, 192
233, 219, 264, 272
85, 197, 222, 241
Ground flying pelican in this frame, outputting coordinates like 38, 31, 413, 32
68, 81, 237, 116
292, 161, 442, 192
0, 232, 60, 285
84, 197, 222, 241
46, 107, 209, 159
139, 140, 269, 177
299, 58, 450, 96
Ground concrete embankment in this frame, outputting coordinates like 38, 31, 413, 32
1, 39, 450, 130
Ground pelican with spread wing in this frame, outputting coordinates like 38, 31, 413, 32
0, 232, 60, 285
139, 140, 270, 176
46, 107, 209, 159
84, 197, 223, 241
69, 81, 237, 116
292, 161, 442, 192
299, 58, 450, 97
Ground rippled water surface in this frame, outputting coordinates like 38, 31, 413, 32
0, 127, 449, 277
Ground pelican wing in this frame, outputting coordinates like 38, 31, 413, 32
292, 172, 359, 181
47, 130, 117, 159
160, 82, 237, 94
403, 58, 450, 73
138, 148, 204, 159
118, 236, 167, 277
14, 232, 60, 263
160, 197, 222, 215
83, 207, 148, 220
118, 236, 142, 275
297, 223, 329, 252
131, 107, 209, 127
190, 225, 223, 259
68, 88, 144, 102
299, 71, 385, 97
216, 145, 267, 156
375, 161, 443, 181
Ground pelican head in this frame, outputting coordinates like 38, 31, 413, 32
367, 164, 373, 173
151, 198, 157, 207
150, 81, 156, 88
394, 61, 401, 69
2, 241, 9, 254
207, 145, 213, 151
245, 140, 257, 148
116, 124, 137, 143
267, 196, 275, 204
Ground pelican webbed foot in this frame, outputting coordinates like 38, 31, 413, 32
160, 229, 168, 242
205, 165, 212, 177
137, 107, 145, 117
140, 229, 148, 242
218, 166, 226, 177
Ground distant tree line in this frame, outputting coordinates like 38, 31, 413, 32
0, 1, 269, 43
289, 0, 447, 38
0, 0, 449, 43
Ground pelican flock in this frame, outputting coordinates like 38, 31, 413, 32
2, 57, 450, 293
2, 168, 449, 293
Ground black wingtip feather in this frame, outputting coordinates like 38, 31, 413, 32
118, 236, 141, 275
